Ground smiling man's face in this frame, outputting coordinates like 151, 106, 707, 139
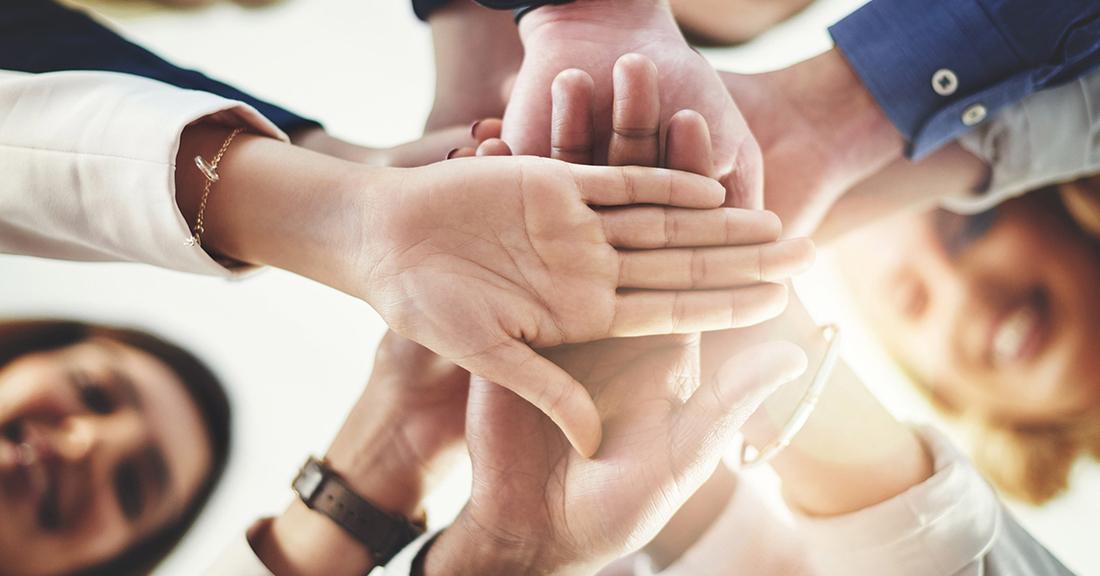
0, 338, 210, 576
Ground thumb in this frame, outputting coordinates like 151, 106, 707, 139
679, 341, 807, 456
457, 339, 603, 458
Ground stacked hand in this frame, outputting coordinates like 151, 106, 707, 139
338, 131, 810, 457
422, 55, 811, 575
504, 0, 764, 208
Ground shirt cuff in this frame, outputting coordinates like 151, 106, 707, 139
797, 425, 1001, 576
829, 0, 1021, 159
636, 469, 811, 576
0, 70, 287, 277
950, 74, 1100, 214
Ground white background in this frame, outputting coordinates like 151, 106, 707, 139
2, 0, 1097, 573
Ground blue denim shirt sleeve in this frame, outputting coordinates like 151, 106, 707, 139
830, 0, 1100, 160
0, 0, 320, 135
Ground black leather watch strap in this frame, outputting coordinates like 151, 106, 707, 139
292, 457, 426, 566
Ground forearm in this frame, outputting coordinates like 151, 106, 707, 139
174, 122, 388, 292
814, 142, 989, 245
751, 360, 932, 517
718, 297, 932, 517
250, 393, 430, 576
423, 514, 589, 576
426, 0, 522, 131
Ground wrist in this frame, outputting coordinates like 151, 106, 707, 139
253, 421, 430, 576
325, 415, 429, 519
425, 513, 585, 576
518, 0, 677, 45
782, 49, 903, 197
257, 502, 375, 576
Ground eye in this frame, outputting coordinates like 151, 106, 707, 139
72, 372, 118, 415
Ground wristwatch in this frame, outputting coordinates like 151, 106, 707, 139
292, 456, 426, 566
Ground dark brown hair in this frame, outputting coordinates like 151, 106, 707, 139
0, 319, 231, 575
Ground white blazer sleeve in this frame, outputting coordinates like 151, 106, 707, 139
639, 427, 1069, 576
0, 69, 288, 276
948, 70, 1100, 214
797, 426, 1072, 576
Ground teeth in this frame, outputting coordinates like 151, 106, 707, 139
992, 305, 1037, 366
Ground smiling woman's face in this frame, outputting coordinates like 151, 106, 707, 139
835, 191, 1100, 424
0, 338, 211, 576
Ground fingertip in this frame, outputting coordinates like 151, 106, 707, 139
760, 210, 783, 239
471, 118, 503, 143
558, 386, 603, 459
552, 68, 595, 101
786, 237, 817, 272
717, 340, 808, 403
614, 52, 658, 80
447, 147, 476, 160
476, 138, 513, 157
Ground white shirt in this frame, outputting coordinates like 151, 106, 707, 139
0, 68, 285, 275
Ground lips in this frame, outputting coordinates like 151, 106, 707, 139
988, 290, 1051, 369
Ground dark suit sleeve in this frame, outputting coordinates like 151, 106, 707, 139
0, 0, 321, 134
830, 0, 1100, 160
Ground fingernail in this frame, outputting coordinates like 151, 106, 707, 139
470, 120, 482, 139
445, 148, 460, 160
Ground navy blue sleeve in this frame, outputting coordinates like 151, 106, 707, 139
830, 0, 1100, 160
0, 0, 321, 135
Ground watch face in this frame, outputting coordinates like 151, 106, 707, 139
293, 459, 324, 500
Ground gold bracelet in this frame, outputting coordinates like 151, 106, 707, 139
185, 127, 243, 248
739, 324, 842, 469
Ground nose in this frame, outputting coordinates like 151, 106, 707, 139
54, 411, 146, 466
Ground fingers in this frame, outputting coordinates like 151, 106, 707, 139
617, 238, 815, 290
471, 118, 503, 143
476, 138, 513, 156
446, 118, 504, 159
608, 53, 660, 168
611, 283, 789, 336
679, 341, 808, 455
665, 110, 713, 177
600, 206, 781, 249
459, 339, 602, 458
720, 139, 765, 210
551, 69, 596, 165
573, 164, 726, 208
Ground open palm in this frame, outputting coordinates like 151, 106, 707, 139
456, 335, 804, 574
361, 156, 793, 455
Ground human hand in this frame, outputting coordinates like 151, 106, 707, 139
257, 331, 469, 576
417, 57, 809, 575
505, 0, 764, 207
719, 48, 904, 237
430, 336, 805, 575
345, 153, 804, 457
